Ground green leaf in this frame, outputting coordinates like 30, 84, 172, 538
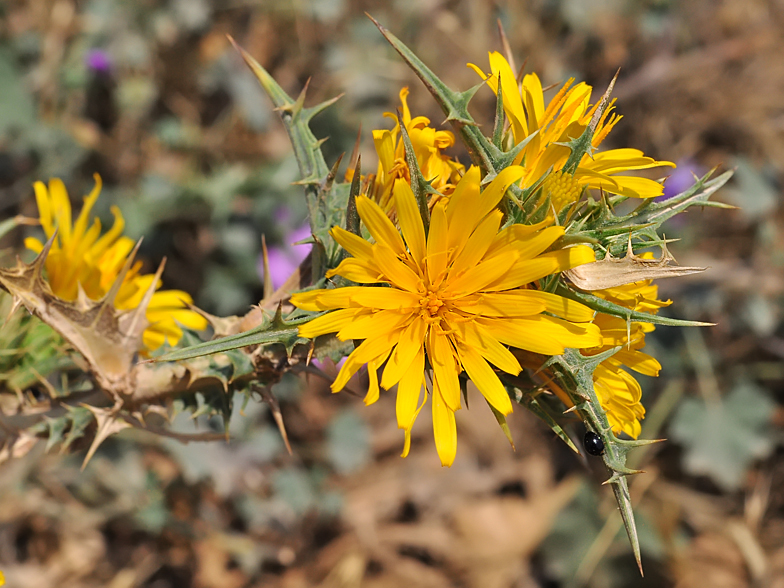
516, 393, 578, 453
669, 380, 775, 490
547, 348, 653, 573
0, 48, 35, 136
326, 409, 371, 474
150, 313, 311, 363
554, 282, 713, 328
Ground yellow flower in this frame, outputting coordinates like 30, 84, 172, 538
24, 175, 208, 351
291, 166, 601, 466
369, 87, 464, 214
468, 53, 675, 210
586, 278, 671, 438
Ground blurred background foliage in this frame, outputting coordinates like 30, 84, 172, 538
1, 0, 784, 586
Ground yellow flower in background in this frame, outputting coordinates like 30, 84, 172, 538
468, 53, 675, 209
291, 166, 601, 466
369, 87, 464, 214
586, 276, 671, 438
24, 175, 208, 351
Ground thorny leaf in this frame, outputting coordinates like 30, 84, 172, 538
564, 241, 706, 291
81, 405, 133, 469
670, 380, 775, 490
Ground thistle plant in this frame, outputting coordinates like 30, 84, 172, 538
0, 18, 733, 573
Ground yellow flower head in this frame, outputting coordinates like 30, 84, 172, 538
587, 277, 671, 438
291, 166, 601, 466
369, 88, 464, 214
468, 53, 675, 210
24, 175, 208, 351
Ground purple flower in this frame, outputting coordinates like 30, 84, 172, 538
85, 49, 112, 73
258, 223, 312, 290
661, 159, 706, 200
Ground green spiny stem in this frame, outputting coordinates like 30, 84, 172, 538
549, 348, 644, 574
491, 74, 505, 149
230, 36, 340, 249
149, 312, 315, 363
397, 116, 432, 233
368, 14, 499, 174
346, 156, 362, 238
554, 282, 713, 328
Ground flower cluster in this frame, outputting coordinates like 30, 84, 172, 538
24, 175, 207, 351
291, 52, 684, 463
368, 88, 464, 215
469, 53, 675, 211
292, 167, 599, 465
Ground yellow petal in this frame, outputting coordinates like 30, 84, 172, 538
432, 384, 457, 467
332, 333, 402, 392
49, 178, 73, 246
485, 225, 564, 262
365, 350, 391, 406
448, 209, 502, 275
446, 250, 519, 297
537, 244, 596, 272
460, 322, 521, 376
380, 317, 427, 389
477, 315, 601, 355
374, 244, 422, 292
71, 174, 103, 247
614, 349, 661, 377
327, 258, 384, 283
521, 72, 545, 129
445, 166, 481, 252
455, 340, 512, 416
24, 237, 44, 254
330, 226, 374, 260
393, 179, 426, 269
395, 347, 425, 430
427, 329, 461, 411
290, 288, 356, 311
337, 309, 410, 342
349, 287, 421, 310
373, 129, 397, 175
426, 201, 449, 286
299, 308, 367, 338
91, 206, 125, 258
518, 290, 595, 322
356, 195, 407, 257
33, 181, 54, 237
453, 291, 546, 318
475, 166, 525, 221
488, 51, 528, 143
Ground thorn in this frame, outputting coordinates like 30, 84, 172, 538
31, 230, 58, 275
345, 154, 361, 237
80, 404, 131, 471
3, 296, 23, 327
261, 235, 273, 300
346, 123, 362, 182
122, 255, 164, 348
496, 18, 516, 75
515, 57, 529, 86
589, 68, 620, 134
277, 77, 310, 114
257, 385, 292, 455
322, 152, 345, 195
104, 238, 143, 308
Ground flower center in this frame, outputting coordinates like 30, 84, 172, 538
419, 289, 445, 318
543, 170, 581, 212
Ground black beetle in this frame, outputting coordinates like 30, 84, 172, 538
584, 431, 605, 456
